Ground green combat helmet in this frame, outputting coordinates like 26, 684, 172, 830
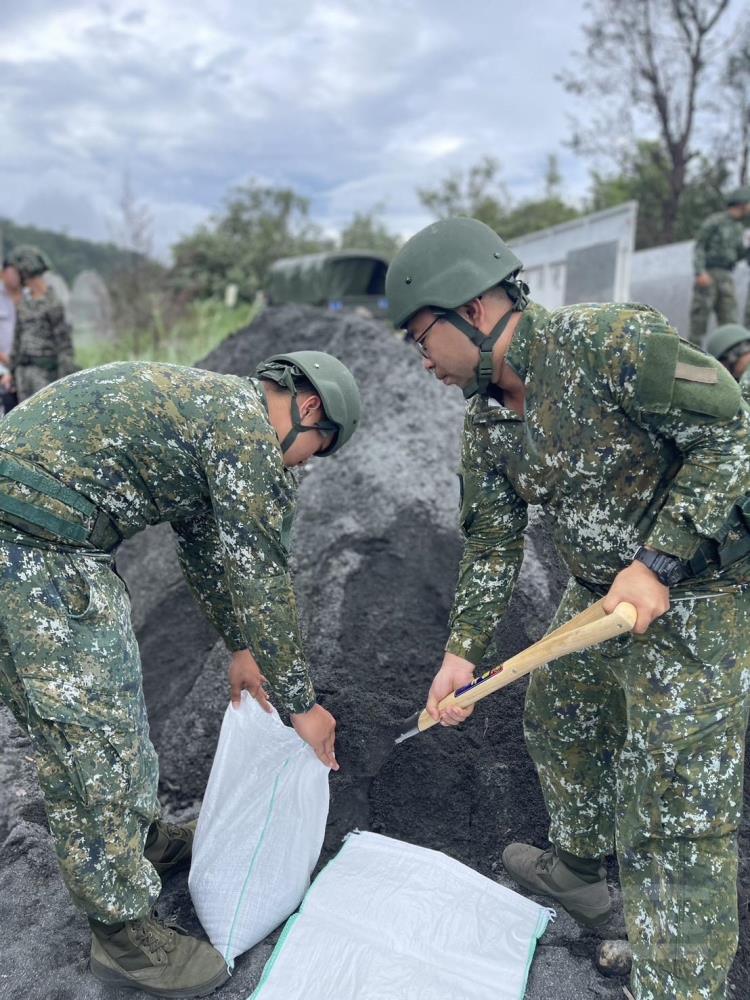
385, 217, 527, 398
706, 323, 750, 364
726, 187, 750, 207
256, 350, 361, 455
5, 244, 52, 282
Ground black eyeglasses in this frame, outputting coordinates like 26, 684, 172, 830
408, 313, 445, 358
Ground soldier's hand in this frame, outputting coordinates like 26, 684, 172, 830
602, 562, 670, 635
228, 648, 272, 712
291, 705, 339, 770
426, 653, 476, 726
694, 272, 713, 288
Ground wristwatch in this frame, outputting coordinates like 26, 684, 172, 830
633, 545, 686, 587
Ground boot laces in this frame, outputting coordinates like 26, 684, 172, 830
535, 848, 556, 875
130, 913, 179, 957
158, 820, 192, 843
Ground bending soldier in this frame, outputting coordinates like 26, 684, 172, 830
1, 244, 77, 402
386, 217, 750, 1000
689, 187, 750, 346
0, 353, 360, 997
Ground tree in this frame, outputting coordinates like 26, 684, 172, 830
560, 0, 732, 243
722, 24, 750, 185
338, 206, 401, 256
417, 156, 510, 233
589, 140, 730, 248
109, 173, 166, 352
417, 155, 580, 239
170, 182, 332, 302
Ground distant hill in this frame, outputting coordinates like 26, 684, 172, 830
0, 218, 150, 285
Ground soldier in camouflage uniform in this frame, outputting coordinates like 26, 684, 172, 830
386, 217, 750, 1000
706, 322, 750, 403
0, 353, 360, 997
689, 187, 750, 346
2, 245, 77, 402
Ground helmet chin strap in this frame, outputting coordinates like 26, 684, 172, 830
442, 280, 529, 399
279, 394, 337, 453
441, 309, 514, 400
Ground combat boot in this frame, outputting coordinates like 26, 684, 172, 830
502, 843, 611, 928
145, 819, 197, 880
90, 912, 229, 998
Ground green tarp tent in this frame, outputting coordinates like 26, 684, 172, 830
266, 251, 390, 314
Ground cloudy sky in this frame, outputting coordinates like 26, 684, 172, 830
0, 1, 740, 259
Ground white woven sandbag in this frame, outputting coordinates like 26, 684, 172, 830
250, 831, 553, 1000
189, 692, 329, 968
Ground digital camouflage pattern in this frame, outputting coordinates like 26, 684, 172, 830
0, 362, 316, 921
0, 551, 161, 922
740, 365, 750, 402
525, 577, 750, 1000
445, 301, 750, 1000
0, 361, 315, 715
692, 211, 748, 275
690, 210, 749, 345
11, 285, 77, 401
689, 270, 739, 346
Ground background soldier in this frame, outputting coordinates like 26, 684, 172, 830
0, 244, 77, 402
689, 187, 750, 346
0, 258, 20, 413
706, 322, 750, 401
0, 353, 360, 997
386, 217, 750, 1000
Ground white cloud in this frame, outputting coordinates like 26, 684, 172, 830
0, 0, 741, 262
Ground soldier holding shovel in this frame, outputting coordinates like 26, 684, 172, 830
386, 218, 750, 1000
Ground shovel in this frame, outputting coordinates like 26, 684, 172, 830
395, 599, 637, 744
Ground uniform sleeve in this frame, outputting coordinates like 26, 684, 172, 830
609, 325, 750, 561
445, 416, 528, 665
172, 514, 246, 652
49, 303, 77, 377
197, 407, 316, 714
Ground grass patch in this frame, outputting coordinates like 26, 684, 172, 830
75, 299, 261, 369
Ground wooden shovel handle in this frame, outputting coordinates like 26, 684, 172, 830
416, 601, 637, 733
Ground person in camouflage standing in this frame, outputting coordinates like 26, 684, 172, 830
689, 187, 750, 346
706, 322, 750, 402
0, 353, 360, 997
0, 244, 77, 402
386, 217, 750, 1000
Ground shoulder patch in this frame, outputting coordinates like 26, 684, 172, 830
637, 333, 740, 420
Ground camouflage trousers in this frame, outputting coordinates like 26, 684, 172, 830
689, 269, 738, 347
524, 578, 750, 1000
13, 364, 57, 403
0, 541, 161, 922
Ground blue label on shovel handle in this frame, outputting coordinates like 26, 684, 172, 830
455, 664, 504, 698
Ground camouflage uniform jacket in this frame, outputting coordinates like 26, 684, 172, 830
0, 362, 315, 713
447, 303, 750, 664
11, 285, 76, 376
741, 366, 750, 404
692, 211, 749, 274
